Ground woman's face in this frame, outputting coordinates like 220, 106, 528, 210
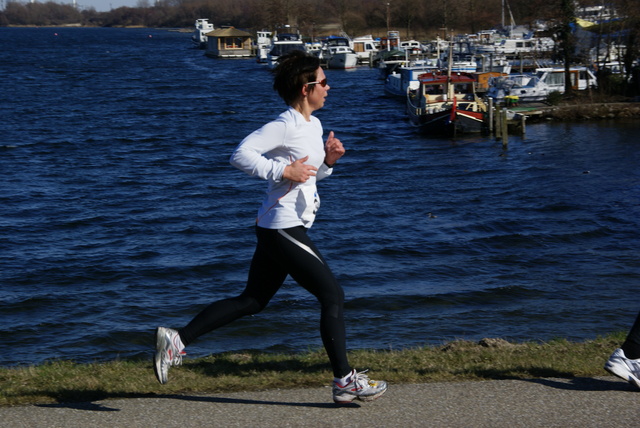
306, 67, 330, 111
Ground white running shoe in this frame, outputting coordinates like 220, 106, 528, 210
332, 369, 388, 403
154, 327, 185, 385
604, 348, 640, 389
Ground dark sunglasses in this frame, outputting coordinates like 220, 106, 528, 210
306, 78, 328, 87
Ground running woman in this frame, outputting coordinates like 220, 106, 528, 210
153, 50, 387, 404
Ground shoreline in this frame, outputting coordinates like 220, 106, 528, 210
0, 333, 627, 407
516, 100, 640, 122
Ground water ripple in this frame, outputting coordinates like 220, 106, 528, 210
1, 28, 639, 366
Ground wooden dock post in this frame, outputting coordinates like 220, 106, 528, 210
495, 105, 501, 140
488, 98, 494, 134
501, 109, 508, 147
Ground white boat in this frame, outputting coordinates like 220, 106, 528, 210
255, 30, 272, 63
267, 26, 306, 68
434, 55, 477, 74
487, 67, 598, 102
475, 36, 555, 56
423, 38, 450, 54
318, 36, 358, 69
576, 3, 619, 24
451, 60, 477, 73
487, 73, 546, 102
475, 54, 512, 73
384, 59, 438, 98
191, 19, 214, 49
352, 35, 379, 64
326, 46, 358, 69
399, 40, 423, 55
305, 41, 323, 56
439, 47, 478, 73
535, 67, 597, 92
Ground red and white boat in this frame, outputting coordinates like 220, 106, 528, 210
406, 70, 488, 136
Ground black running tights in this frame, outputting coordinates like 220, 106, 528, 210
178, 226, 352, 378
622, 310, 640, 360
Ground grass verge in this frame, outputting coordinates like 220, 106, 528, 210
0, 332, 625, 407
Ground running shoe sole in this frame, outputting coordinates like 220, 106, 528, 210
333, 384, 388, 403
604, 361, 640, 389
357, 387, 387, 402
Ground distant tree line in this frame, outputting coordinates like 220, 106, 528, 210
1, 0, 638, 95
0, 0, 614, 39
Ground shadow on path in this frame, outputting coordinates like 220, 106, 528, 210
522, 376, 635, 392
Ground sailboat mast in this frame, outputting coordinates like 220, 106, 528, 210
447, 39, 453, 99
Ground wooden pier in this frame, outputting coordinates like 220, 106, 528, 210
487, 100, 558, 146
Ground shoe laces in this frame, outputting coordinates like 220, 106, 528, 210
351, 369, 374, 389
172, 350, 186, 366
169, 331, 185, 366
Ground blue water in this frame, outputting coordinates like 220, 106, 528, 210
1, 27, 639, 367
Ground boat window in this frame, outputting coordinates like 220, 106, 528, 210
425, 85, 445, 95
223, 37, 244, 49
270, 44, 306, 56
454, 83, 472, 93
279, 34, 300, 41
545, 72, 564, 87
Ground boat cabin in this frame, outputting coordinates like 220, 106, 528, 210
534, 67, 597, 91
192, 19, 215, 49
417, 72, 478, 104
205, 27, 254, 58
353, 35, 378, 63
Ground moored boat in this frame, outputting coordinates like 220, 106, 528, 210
326, 46, 358, 69
399, 40, 424, 55
192, 19, 214, 49
451, 60, 477, 73
475, 36, 555, 57
384, 59, 438, 98
486, 73, 547, 102
318, 36, 358, 69
487, 66, 598, 102
406, 70, 488, 136
352, 35, 379, 64
267, 26, 306, 68
255, 30, 272, 63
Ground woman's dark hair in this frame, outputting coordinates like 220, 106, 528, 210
272, 50, 321, 106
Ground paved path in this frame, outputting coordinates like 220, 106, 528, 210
2, 376, 638, 427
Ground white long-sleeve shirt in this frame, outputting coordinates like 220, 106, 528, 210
230, 107, 333, 229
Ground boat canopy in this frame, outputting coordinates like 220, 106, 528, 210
417, 71, 476, 85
